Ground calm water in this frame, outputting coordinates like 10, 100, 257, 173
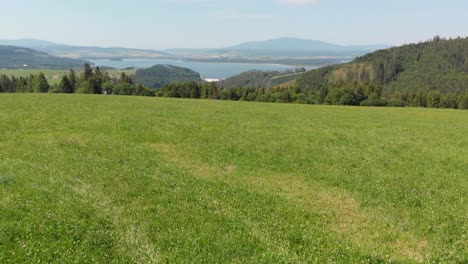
90, 58, 317, 79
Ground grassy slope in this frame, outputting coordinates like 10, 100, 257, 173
0, 94, 467, 263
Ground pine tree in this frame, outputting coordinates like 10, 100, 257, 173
35, 73, 50, 93
120, 72, 128, 83
58, 76, 73, 93
95, 66, 103, 77
68, 69, 77, 91
83, 63, 93, 81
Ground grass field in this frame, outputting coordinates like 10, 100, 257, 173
0, 94, 466, 263
0, 69, 136, 85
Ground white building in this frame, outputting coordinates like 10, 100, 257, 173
204, 78, 223, 83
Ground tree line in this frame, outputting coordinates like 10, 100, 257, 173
217, 83, 468, 109
0, 64, 156, 96
1, 62, 467, 110
143, 81, 468, 110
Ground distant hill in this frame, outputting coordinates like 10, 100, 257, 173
0, 39, 170, 60
221, 38, 389, 57
0, 38, 62, 47
227, 38, 388, 51
0, 45, 86, 69
166, 38, 389, 65
1, 38, 388, 66
296, 37, 468, 94
134, 65, 201, 88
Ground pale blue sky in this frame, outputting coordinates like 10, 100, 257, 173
0, 0, 467, 49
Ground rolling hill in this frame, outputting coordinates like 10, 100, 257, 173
0, 38, 62, 47
219, 69, 307, 89
0, 46, 86, 69
296, 37, 468, 94
134, 65, 201, 88
0, 39, 170, 60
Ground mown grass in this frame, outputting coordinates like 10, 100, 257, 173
0, 69, 136, 85
0, 94, 466, 263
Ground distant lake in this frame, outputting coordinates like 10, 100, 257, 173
89, 59, 317, 79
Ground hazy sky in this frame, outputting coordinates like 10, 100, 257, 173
0, 0, 467, 49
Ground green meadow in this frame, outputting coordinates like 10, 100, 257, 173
0, 94, 466, 263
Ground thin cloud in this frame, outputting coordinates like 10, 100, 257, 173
281, 0, 319, 6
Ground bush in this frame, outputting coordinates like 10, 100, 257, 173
387, 98, 405, 107
76, 81, 94, 94
112, 83, 135, 95
338, 93, 357, 105
48, 85, 62, 94
102, 82, 114, 94
361, 93, 387, 106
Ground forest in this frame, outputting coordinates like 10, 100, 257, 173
134, 65, 201, 88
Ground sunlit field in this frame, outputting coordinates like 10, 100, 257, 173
0, 94, 466, 263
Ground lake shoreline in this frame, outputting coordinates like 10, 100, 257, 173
89, 58, 318, 79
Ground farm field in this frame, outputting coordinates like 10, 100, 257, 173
0, 94, 466, 263
0, 69, 136, 85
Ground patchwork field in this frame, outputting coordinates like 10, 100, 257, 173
0, 94, 466, 263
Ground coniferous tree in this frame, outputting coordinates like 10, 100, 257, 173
34, 73, 50, 93
58, 76, 73, 93
83, 63, 93, 81
68, 69, 77, 91
15, 77, 27, 93
95, 66, 103, 77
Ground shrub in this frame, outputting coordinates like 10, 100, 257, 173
387, 98, 405, 107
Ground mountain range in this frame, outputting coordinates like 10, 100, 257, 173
0, 39, 169, 60
0, 38, 390, 66
225, 38, 388, 52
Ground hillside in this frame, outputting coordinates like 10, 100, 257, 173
219, 68, 307, 89
1, 94, 467, 263
134, 65, 201, 88
0, 38, 62, 47
252, 37, 468, 107
0, 39, 170, 60
0, 46, 86, 69
296, 37, 468, 93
